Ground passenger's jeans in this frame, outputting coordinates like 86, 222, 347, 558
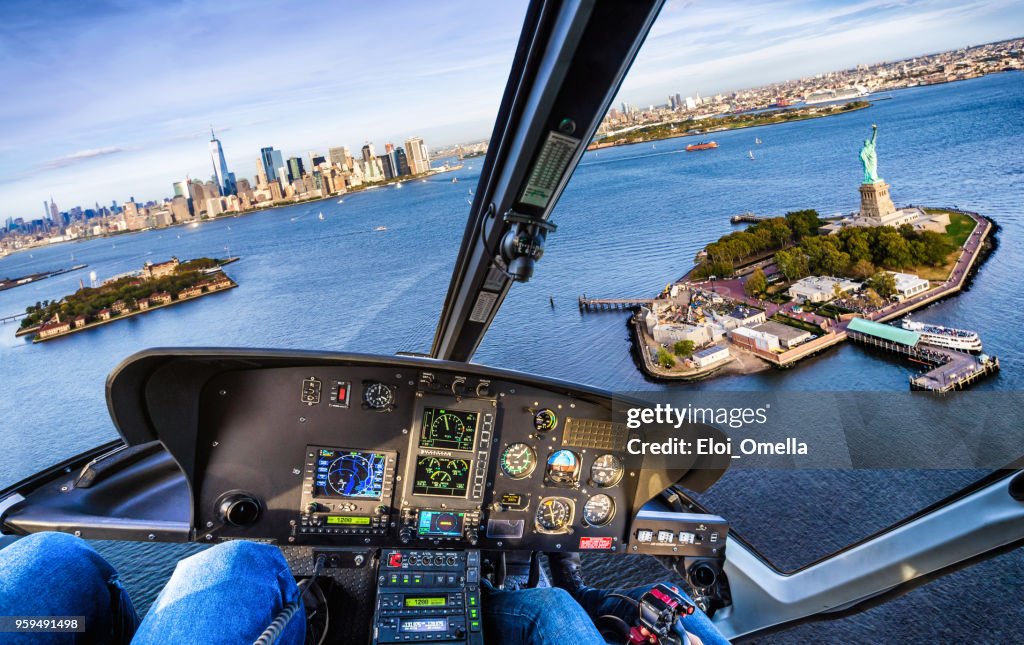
0, 532, 305, 644
0, 532, 728, 645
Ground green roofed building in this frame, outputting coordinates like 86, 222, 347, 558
847, 317, 920, 347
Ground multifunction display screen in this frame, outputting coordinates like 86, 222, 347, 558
419, 407, 478, 452
326, 516, 370, 525
412, 457, 471, 497
313, 449, 387, 499
405, 596, 447, 608
401, 618, 447, 633
417, 510, 465, 537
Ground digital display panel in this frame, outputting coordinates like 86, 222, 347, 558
313, 449, 387, 499
405, 596, 447, 608
326, 516, 370, 525
419, 407, 478, 452
401, 618, 447, 633
417, 510, 465, 537
412, 457, 471, 498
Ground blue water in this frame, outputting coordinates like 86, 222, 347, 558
1, 72, 1022, 640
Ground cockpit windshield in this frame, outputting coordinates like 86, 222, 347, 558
2, 1, 1023, 642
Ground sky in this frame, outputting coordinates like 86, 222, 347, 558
1, 0, 1021, 219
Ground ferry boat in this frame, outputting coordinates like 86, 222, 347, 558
685, 141, 718, 151
901, 317, 983, 352
804, 86, 869, 105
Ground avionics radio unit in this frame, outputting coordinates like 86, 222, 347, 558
299, 445, 398, 536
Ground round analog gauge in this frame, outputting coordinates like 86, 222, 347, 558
533, 408, 558, 433
500, 443, 537, 479
363, 382, 394, 410
590, 454, 624, 488
535, 497, 573, 533
431, 412, 466, 439
546, 450, 581, 485
583, 494, 615, 527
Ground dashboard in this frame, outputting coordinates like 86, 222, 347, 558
192, 361, 641, 553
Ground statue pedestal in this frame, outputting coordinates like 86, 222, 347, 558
859, 181, 897, 224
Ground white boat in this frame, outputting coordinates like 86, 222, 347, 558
804, 86, 869, 105
901, 317, 983, 352
374, 226, 388, 232
337, 199, 344, 204
755, 137, 762, 144
748, 150, 755, 160
318, 212, 324, 221
452, 177, 458, 183
395, 182, 403, 189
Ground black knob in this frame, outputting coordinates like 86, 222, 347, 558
465, 529, 479, 546
376, 504, 389, 516
219, 493, 261, 526
306, 502, 320, 514
454, 627, 466, 638
400, 526, 414, 544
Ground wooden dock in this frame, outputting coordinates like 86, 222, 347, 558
0, 312, 27, 325
730, 212, 766, 224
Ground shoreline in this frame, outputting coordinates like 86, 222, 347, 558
628, 207, 997, 383
0, 166, 462, 261
589, 101, 871, 151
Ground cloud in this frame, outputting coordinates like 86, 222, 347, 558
39, 146, 124, 171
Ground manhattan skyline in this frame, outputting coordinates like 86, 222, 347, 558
2, 0, 1022, 217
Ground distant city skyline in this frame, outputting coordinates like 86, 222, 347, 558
1, 0, 1021, 217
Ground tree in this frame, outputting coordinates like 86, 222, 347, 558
866, 271, 897, 298
784, 209, 821, 240
656, 348, 676, 369
744, 268, 768, 297
850, 258, 876, 280
672, 340, 695, 357
775, 249, 809, 282
874, 227, 914, 269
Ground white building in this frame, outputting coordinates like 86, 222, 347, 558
652, 323, 712, 347
729, 326, 781, 352
723, 305, 767, 329
691, 344, 730, 368
890, 272, 929, 300
788, 276, 861, 303
753, 321, 813, 349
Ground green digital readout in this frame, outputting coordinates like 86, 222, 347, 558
326, 516, 370, 525
405, 596, 447, 607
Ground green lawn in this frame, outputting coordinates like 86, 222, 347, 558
924, 210, 975, 247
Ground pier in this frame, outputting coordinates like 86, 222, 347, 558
578, 296, 654, 311
730, 212, 766, 224
1, 312, 27, 325
846, 318, 998, 392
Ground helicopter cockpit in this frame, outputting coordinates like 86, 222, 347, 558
2, 1, 1024, 644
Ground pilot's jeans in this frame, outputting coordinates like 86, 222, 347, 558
0, 532, 728, 645
483, 581, 730, 645
0, 532, 305, 644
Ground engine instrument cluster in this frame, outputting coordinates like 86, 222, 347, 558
191, 362, 641, 553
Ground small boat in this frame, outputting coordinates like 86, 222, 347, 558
290, 217, 298, 222
374, 226, 388, 232
748, 150, 755, 160
452, 177, 458, 183
337, 199, 345, 204
755, 137, 762, 144
395, 182, 403, 189
190, 222, 199, 228
318, 212, 324, 221
685, 141, 718, 152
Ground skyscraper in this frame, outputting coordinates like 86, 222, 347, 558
173, 181, 188, 198
209, 129, 236, 196
287, 157, 305, 182
394, 147, 410, 176
405, 137, 430, 175
328, 146, 350, 169
260, 147, 284, 183
361, 143, 376, 165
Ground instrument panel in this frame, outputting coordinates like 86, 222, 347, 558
192, 365, 640, 553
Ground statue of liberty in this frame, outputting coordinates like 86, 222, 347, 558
859, 124, 881, 184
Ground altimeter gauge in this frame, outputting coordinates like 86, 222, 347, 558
590, 454, 624, 488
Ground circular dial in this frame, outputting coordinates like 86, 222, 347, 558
430, 413, 467, 443
327, 454, 375, 496
546, 449, 581, 485
363, 382, 394, 410
445, 459, 470, 477
500, 443, 537, 479
534, 409, 558, 433
535, 497, 573, 533
590, 454, 624, 488
583, 494, 615, 526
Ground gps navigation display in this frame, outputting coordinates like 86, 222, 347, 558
313, 449, 388, 499
419, 407, 478, 452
